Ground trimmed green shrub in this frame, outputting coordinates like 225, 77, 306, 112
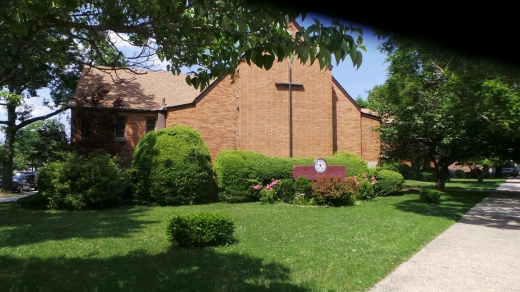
38, 151, 123, 210
131, 126, 213, 205
274, 178, 295, 203
356, 179, 377, 200
165, 211, 235, 248
420, 189, 442, 204
257, 179, 295, 204
326, 152, 368, 177
213, 151, 276, 203
17, 193, 49, 210
311, 177, 357, 206
214, 150, 368, 203
294, 176, 312, 199
373, 169, 404, 196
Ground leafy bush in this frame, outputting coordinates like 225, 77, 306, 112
294, 176, 313, 198
37, 151, 123, 210
165, 211, 235, 248
373, 169, 404, 196
256, 179, 295, 204
408, 169, 436, 182
380, 161, 414, 179
453, 169, 465, 178
214, 150, 368, 203
355, 173, 378, 200
311, 177, 357, 206
326, 152, 369, 177
131, 126, 213, 205
258, 179, 280, 204
214, 151, 297, 203
274, 178, 295, 203
17, 193, 49, 210
420, 189, 442, 204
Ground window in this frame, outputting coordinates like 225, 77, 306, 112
146, 117, 156, 133
115, 116, 126, 140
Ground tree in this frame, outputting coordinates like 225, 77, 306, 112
355, 95, 369, 108
1, 0, 366, 192
13, 119, 70, 171
368, 34, 520, 190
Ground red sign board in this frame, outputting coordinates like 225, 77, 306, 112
292, 158, 346, 181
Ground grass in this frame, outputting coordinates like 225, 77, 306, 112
404, 178, 506, 191
0, 190, 489, 291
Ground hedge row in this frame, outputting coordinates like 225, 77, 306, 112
214, 150, 369, 203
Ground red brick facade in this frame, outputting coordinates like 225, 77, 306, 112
165, 60, 381, 164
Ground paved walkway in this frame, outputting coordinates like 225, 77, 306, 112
0, 191, 37, 203
369, 179, 520, 292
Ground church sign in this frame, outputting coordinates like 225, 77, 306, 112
292, 158, 346, 181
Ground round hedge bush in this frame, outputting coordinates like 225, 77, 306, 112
420, 189, 442, 204
131, 126, 213, 205
37, 151, 123, 210
374, 169, 405, 196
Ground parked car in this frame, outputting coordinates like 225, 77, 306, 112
501, 167, 519, 177
14, 172, 37, 190
0, 176, 31, 192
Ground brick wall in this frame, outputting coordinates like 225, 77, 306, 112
332, 83, 362, 157
238, 59, 333, 158
117, 112, 158, 160
361, 115, 381, 164
166, 75, 239, 160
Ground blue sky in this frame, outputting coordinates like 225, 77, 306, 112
2, 15, 389, 140
298, 14, 389, 100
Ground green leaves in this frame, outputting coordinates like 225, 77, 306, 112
0, 91, 22, 105
370, 34, 520, 178
8, 23, 27, 36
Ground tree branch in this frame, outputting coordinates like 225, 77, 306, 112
16, 106, 69, 130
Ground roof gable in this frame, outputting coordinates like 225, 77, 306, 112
73, 67, 203, 110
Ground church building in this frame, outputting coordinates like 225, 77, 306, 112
71, 23, 381, 166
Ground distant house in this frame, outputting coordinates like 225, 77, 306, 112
71, 23, 381, 165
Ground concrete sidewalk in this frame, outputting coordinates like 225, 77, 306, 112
369, 179, 520, 292
0, 191, 37, 203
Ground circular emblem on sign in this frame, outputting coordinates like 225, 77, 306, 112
314, 158, 327, 173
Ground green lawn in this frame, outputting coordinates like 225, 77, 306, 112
0, 190, 489, 291
404, 178, 506, 191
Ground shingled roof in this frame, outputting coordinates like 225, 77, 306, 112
72, 67, 204, 110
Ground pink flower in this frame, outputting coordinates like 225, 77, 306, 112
356, 181, 360, 186
362, 173, 367, 178
353, 175, 357, 180
253, 185, 261, 190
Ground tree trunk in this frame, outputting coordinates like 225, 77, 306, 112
435, 164, 449, 191
2, 104, 17, 192
478, 165, 489, 183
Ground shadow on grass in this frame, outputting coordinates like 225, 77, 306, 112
444, 180, 503, 191
391, 190, 490, 222
0, 204, 159, 248
1, 248, 309, 291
